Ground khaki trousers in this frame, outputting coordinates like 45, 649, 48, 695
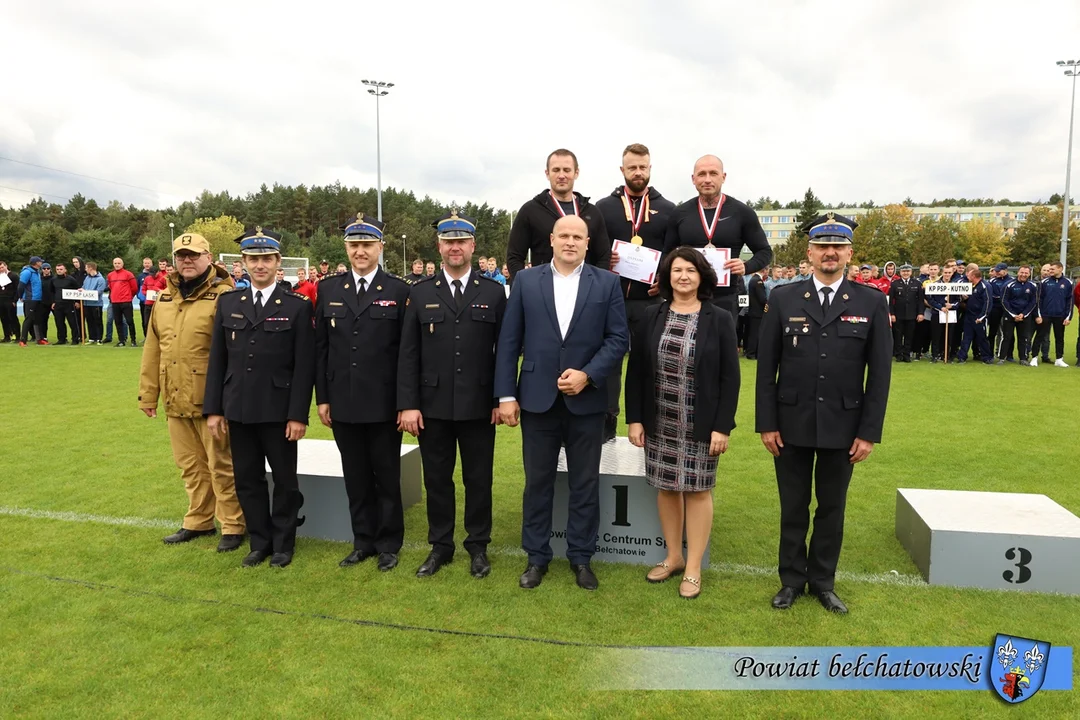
167, 415, 245, 534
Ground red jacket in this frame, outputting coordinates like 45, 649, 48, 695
142, 271, 168, 303
870, 277, 891, 294
293, 280, 318, 306
1074, 280, 1080, 311
107, 269, 138, 303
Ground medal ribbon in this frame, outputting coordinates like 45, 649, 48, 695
619, 187, 650, 233
697, 194, 727, 244
550, 191, 579, 217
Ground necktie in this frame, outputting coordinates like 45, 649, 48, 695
452, 279, 463, 310
254, 290, 263, 309
821, 286, 832, 314
358, 278, 367, 298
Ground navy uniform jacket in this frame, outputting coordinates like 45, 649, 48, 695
397, 273, 506, 421
1037, 276, 1075, 320
204, 284, 315, 424
989, 274, 1013, 303
889, 277, 923, 320
755, 280, 892, 449
965, 280, 992, 322
1001, 280, 1038, 318
314, 268, 411, 424
748, 273, 768, 318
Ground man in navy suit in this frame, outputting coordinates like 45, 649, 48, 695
495, 216, 629, 591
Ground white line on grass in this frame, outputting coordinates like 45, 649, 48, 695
0, 505, 925, 586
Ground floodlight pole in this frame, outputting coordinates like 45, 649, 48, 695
1057, 61, 1079, 266
361, 79, 394, 222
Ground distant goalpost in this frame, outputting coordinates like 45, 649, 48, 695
219, 254, 309, 283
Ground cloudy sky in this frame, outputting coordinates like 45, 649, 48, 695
2, 0, 1079, 215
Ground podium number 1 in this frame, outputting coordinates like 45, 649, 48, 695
612, 485, 630, 527
1003, 547, 1032, 584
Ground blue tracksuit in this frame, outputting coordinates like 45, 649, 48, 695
989, 274, 1013, 303
1001, 280, 1038, 318
17, 266, 42, 301
958, 280, 992, 361
1037, 277, 1075, 320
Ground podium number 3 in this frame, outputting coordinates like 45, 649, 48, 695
1003, 547, 1032, 584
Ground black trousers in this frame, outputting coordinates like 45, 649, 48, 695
112, 302, 136, 343
19, 300, 46, 343
774, 444, 854, 592
141, 302, 154, 337
913, 314, 932, 355
999, 315, 1033, 361
736, 312, 748, 349
931, 317, 960, 359
893, 318, 916, 360
958, 315, 992, 361
229, 421, 302, 554
332, 421, 404, 554
84, 307, 103, 341
417, 417, 494, 556
988, 307, 1005, 356
520, 395, 604, 566
607, 297, 659, 415
1033, 318, 1066, 360
0, 302, 18, 339
744, 315, 763, 358
53, 304, 81, 342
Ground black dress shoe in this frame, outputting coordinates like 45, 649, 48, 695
216, 534, 245, 553
469, 551, 491, 579
572, 563, 599, 591
162, 527, 216, 544
814, 589, 848, 614
519, 563, 548, 589
270, 552, 293, 568
242, 550, 271, 567
416, 550, 452, 577
339, 549, 377, 567
771, 585, 804, 610
377, 552, 399, 572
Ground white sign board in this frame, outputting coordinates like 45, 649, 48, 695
61, 289, 99, 301
738, 295, 750, 308
924, 282, 972, 295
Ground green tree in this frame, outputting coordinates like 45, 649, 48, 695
70, 228, 130, 266
910, 215, 960, 266
770, 236, 807, 268
1007, 205, 1080, 268
19, 222, 72, 262
184, 216, 246, 260
959, 218, 1007, 266
850, 204, 916, 265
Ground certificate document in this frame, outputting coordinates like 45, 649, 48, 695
611, 240, 661, 284
938, 310, 958, 324
695, 246, 731, 287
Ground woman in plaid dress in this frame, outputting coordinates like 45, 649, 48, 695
625, 247, 741, 598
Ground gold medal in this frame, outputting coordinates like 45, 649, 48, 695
630, 235, 643, 245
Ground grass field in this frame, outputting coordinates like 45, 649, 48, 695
2, 314, 1079, 718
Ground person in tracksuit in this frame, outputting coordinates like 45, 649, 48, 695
1030, 261, 1074, 367
957, 265, 993, 364
987, 262, 1013, 360
926, 265, 962, 362
997, 266, 1038, 365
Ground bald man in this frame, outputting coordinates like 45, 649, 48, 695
663, 155, 772, 322
495, 215, 629, 591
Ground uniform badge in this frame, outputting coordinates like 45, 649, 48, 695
230, 313, 244, 319
843, 294, 849, 300
764, 304, 768, 313
275, 299, 281, 304
377, 285, 382, 291
804, 292, 811, 299
204, 293, 217, 299
329, 302, 344, 306
474, 279, 479, 285
331, 318, 336, 328
991, 634, 1051, 704
344, 283, 350, 289
241, 296, 247, 301
435, 281, 441, 286
425, 304, 439, 309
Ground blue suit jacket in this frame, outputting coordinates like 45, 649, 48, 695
494, 263, 628, 415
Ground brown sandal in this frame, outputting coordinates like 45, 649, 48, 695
646, 560, 686, 583
679, 576, 701, 599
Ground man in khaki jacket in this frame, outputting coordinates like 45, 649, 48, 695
138, 232, 245, 551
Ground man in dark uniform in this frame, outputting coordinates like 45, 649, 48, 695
888, 263, 922, 362
398, 211, 507, 579
987, 262, 1012, 359
315, 213, 411, 572
506, 148, 611, 279
595, 143, 676, 440
756, 213, 892, 614
745, 267, 768, 359
663, 155, 772, 324
204, 227, 315, 568
405, 258, 426, 284
50, 263, 82, 345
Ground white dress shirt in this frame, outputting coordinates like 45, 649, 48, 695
352, 268, 378, 292
250, 281, 275, 308
443, 268, 471, 297
812, 274, 844, 307
551, 260, 584, 339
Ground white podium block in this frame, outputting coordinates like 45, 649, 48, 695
266, 439, 422, 543
895, 488, 1080, 595
552, 437, 710, 568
